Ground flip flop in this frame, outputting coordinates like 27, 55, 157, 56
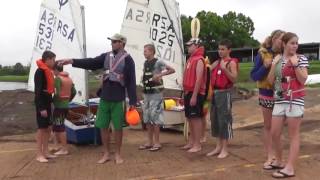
272, 170, 295, 178
138, 144, 153, 150
264, 164, 284, 170
149, 146, 162, 152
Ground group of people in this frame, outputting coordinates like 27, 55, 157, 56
251, 30, 308, 178
34, 30, 308, 178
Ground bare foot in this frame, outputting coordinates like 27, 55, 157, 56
180, 144, 192, 150
97, 154, 110, 164
206, 148, 221, 157
217, 151, 229, 159
187, 147, 202, 153
36, 156, 49, 163
200, 137, 207, 143
115, 154, 124, 164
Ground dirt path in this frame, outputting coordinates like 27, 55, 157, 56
0, 124, 319, 180
0, 89, 319, 179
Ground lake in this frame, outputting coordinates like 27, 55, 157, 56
0, 82, 27, 91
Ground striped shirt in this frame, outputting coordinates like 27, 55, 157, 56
274, 54, 309, 106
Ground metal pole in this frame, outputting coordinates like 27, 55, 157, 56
251, 48, 254, 62
318, 43, 320, 60
80, 5, 89, 116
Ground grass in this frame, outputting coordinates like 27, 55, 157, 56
1, 61, 319, 91
0, 75, 28, 82
236, 60, 320, 90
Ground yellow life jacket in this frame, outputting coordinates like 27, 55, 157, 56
256, 48, 273, 89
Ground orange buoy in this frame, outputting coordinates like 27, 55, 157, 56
126, 108, 141, 126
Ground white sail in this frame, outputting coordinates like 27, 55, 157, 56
28, 0, 87, 104
121, 0, 185, 90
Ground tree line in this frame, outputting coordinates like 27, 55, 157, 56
0, 63, 30, 76
181, 11, 260, 51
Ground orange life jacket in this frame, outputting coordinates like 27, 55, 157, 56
57, 72, 73, 100
36, 59, 54, 94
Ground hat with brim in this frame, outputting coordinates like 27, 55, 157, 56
185, 38, 202, 46
108, 33, 127, 43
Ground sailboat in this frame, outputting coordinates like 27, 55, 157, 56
28, 0, 100, 144
120, 0, 186, 128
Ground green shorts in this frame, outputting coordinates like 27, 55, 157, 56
95, 99, 125, 130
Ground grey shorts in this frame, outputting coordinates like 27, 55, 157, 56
210, 90, 233, 139
272, 103, 304, 118
142, 93, 164, 125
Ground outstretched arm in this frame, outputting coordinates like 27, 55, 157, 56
57, 53, 106, 70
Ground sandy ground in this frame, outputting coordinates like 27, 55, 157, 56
0, 89, 320, 179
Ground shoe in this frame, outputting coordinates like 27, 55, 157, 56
54, 150, 69, 155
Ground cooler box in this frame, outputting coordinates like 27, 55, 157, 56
65, 99, 101, 145
65, 120, 101, 145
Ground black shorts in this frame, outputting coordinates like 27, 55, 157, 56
52, 108, 68, 132
36, 106, 52, 129
184, 92, 205, 119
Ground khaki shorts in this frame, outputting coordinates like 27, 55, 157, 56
272, 103, 304, 118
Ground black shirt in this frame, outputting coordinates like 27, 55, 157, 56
34, 69, 53, 110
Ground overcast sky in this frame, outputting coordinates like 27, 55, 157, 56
0, 0, 319, 65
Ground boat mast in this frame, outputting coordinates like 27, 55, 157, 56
80, 5, 90, 117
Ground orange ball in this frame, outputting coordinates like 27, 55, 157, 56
126, 109, 141, 126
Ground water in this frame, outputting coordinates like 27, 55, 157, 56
0, 82, 27, 91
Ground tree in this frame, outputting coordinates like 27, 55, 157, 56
181, 11, 260, 51
13, 62, 25, 75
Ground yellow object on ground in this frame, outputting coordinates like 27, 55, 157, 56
164, 99, 176, 110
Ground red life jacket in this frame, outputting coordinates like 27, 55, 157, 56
183, 47, 207, 95
211, 58, 238, 89
281, 61, 305, 100
57, 72, 73, 100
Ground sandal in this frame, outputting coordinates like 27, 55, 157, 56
149, 146, 162, 152
263, 160, 284, 170
138, 144, 153, 150
272, 170, 295, 178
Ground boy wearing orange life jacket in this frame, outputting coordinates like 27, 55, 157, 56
52, 63, 76, 155
34, 50, 56, 163
207, 39, 239, 159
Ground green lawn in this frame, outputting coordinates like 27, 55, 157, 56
236, 60, 320, 90
0, 75, 28, 82
1, 61, 319, 90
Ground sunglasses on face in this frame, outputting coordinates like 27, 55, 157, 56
111, 40, 121, 44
